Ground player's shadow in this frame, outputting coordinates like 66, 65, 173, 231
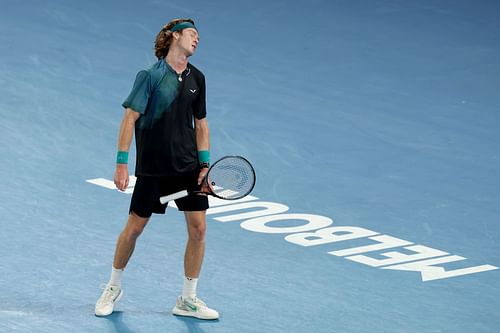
103, 311, 136, 333
174, 315, 219, 333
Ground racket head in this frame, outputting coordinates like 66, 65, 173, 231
205, 155, 256, 200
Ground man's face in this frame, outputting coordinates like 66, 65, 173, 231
177, 28, 199, 56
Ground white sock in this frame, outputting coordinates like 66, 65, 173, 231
109, 266, 124, 287
182, 276, 198, 299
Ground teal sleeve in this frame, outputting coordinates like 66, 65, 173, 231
122, 70, 152, 114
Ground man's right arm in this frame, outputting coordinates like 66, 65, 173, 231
114, 108, 141, 191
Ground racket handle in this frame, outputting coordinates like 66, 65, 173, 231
159, 190, 189, 204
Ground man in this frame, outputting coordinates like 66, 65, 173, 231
95, 18, 219, 320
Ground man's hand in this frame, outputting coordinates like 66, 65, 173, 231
197, 167, 209, 186
114, 164, 129, 191
197, 167, 211, 195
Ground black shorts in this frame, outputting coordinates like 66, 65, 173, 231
129, 171, 209, 218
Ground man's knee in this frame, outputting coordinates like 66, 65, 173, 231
124, 213, 149, 240
189, 223, 206, 242
185, 212, 207, 242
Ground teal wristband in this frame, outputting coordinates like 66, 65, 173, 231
198, 150, 210, 164
116, 151, 129, 164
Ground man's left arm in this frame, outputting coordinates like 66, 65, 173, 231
195, 117, 210, 185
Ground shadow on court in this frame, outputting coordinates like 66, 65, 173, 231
102, 312, 137, 333
174, 314, 220, 333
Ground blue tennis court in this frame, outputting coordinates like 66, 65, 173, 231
1, 0, 499, 332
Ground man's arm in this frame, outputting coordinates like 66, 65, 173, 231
114, 108, 141, 191
195, 117, 210, 185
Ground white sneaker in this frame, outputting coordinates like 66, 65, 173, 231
172, 296, 219, 320
95, 284, 123, 316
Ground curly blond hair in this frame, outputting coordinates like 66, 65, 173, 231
154, 18, 195, 59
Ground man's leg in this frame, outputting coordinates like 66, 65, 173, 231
114, 212, 150, 269
172, 210, 219, 320
184, 211, 206, 279
95, 213, 149, 316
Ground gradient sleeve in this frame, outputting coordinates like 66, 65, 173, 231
122, 70, 152, 114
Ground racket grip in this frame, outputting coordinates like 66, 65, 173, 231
159, 190, 189, 204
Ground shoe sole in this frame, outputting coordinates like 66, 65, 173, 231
172, 307, 219, 320
95, 289, 123, 317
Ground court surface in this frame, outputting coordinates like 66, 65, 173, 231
1, 0, 499, 332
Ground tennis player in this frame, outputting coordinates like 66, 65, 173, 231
94, 18, 219, 320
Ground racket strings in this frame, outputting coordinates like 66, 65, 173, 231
207, 157, 255, 200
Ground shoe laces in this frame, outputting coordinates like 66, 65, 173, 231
186, 296, 206, 307
98, 284, 120, 304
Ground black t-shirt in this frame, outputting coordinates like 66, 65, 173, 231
122, 59, 206, 176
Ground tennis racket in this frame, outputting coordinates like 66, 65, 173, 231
159, 155, 256, 204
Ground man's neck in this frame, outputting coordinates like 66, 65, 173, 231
165, 49, 188, 74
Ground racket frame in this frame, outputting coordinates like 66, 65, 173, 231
159, 155, 256, 204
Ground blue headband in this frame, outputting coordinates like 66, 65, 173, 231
171, 21, 197, 32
